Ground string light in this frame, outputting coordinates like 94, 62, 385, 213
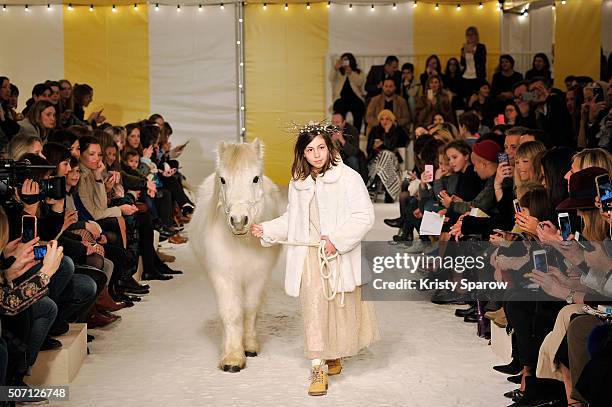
393, 3, 397, 10
89, 4, 94, 12
434, 3, 439, 11
112, 4, 117, 12
306, 2, 310, 10
284, 3, 288, 11
456, 3, 461, 11
262, 3, 267, 10
478, 2, 483, 9
155, 3, 159, 11
370, 4, 374, 12
220, 3, 224, 9
67, 3, 73, 11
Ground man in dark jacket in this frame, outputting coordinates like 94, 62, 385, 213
529, 77, 573, 148
364, 56, 401, 105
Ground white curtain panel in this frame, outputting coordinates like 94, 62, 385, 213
0, 5, 64, 111
326, 3, 413, 112
149, 4, 238, 187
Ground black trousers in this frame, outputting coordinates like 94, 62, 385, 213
161, 175, 192, 208
333, 97, 365, 133
505, 294, 564, 368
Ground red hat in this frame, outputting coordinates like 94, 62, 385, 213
472, 140, 501, 163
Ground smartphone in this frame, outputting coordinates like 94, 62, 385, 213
558, 212, 571, 241
513, 199, 521, 213
424, 165, 434, 183
498, 152, 509, 165
33, 245, 47, 260
574, 231, 595, 253
21, 215, 37, 243
496, 114, 505, 125
533, 249, 548, 273
593, 87, 604, 103
427, 89, 434, 100
595, 173, 612, 211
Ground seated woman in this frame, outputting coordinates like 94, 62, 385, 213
16, 100, 56, 143
415, 75, 454, 128
366, 109, 407, 203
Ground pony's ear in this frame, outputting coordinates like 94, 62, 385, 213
217, 141, 228, 157
252, 138, 264, 161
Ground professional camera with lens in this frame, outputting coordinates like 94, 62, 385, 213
0, 159, 63, 204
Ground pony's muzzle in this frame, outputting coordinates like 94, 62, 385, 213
230, 215, 249, 233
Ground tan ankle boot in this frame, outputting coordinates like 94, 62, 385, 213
308, 365, 328, 396
326, 358, 342, 376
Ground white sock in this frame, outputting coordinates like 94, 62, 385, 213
311, 359, 324, 367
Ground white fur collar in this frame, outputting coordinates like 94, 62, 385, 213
292, 162, 344, 190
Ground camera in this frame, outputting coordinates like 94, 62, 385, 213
0, 159, 65, 203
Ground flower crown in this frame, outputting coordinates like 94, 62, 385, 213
291, 121, 340, 138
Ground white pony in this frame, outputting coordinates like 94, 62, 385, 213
189, 139, 283, 372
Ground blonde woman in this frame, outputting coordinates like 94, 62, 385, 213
513, 141, 546, 190
17, 100, 56, 142
251, 123, 378, 396
8, 134, 44, 160
366, 109, 406, 202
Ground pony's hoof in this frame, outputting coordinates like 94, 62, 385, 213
245, 351, 258, 357
222, 365, 242, 373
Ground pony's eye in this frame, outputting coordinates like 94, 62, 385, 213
253, 176, 259, 184
220, 177, 226, 185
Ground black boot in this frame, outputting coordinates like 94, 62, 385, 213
494, 358, 522, 375
141, 270, 173, 281
384, 217, 403, 228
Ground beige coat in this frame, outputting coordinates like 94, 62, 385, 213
77, 164, 122, 220
329, 67, 365, 103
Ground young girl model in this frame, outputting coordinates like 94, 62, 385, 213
251, 124, 379, 396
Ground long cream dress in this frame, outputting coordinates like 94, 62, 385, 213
300, 187, 380, 360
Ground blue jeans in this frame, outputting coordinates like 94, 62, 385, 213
28, 297, 57, 367
47, 256, 97, 324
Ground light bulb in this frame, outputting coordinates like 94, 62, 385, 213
370, 4, 374, 12
457, 4, 461, 11
67, 3, 73, 11
134, 3, 138, 10
284, 3, 288, 11
393, 3, 397, 10
327, 1, 331, 8
176, 4, 181, 12
435, 3, 439, 11
349, 3, 352, 11
155, 3, 159, 11
306, 3, 310, 10
89, 4, 94, 11
413, 0, 417, 8
112, 4, 117, 12
478, 2, 483, 9
220, 3, 224, 10
198, 4, 203, 11
262, 3, 267, 10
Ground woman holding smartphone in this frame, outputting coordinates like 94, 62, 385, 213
251, 123, 378, 396
330, 53, 365, 133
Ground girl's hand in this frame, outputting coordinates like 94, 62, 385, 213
120, 204, 138, 216
439, 190, 452, 208
536, 221, 561, 242
250, 224, 263, 238
321, 235, 337, 257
